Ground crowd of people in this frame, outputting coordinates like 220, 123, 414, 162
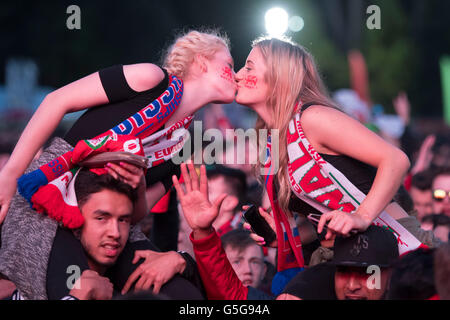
0, 29, 449, 301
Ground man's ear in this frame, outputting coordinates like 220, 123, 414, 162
73, 228, 82, 240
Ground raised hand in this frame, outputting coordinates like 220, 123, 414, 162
393, 91, 411, 125
410, 134, 435, 175
172, 162, 227, 239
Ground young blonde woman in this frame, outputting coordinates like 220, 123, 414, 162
0, 29, 237, 299
236, 37, 421, 291
175, 37, 425, 299
0, 29, 237, 224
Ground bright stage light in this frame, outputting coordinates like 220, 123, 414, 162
265, 7, 289, 37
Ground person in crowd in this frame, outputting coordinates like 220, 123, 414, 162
0, 29, 237, 297
232, 36, 432, 294
277, 263, 336, 300
280, 225, 398, 300
206, 165, 247, 236
421, 214, 450, 242
173, 162, 399, 300
331, 226, 398, 300
409, 169, 435, 221
0, 29, 237, 224
431, 167, 450, 216
2, 165, 202, 300
173, 162, 265, 299
177, 164, 247, 257
430, 134, 450, 169
387, 247, 437, 300
221, 229, 268, 290
434, 243, 450, 300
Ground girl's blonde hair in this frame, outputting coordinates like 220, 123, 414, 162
253, 36, 338, 213
163, 29, 230, 79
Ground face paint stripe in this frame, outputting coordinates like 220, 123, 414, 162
244, 75, 258, 89
220, 66, 235, 84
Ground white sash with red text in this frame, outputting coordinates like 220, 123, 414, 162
287, 112, 422, 255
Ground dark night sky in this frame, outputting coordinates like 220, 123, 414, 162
1, 0, 450, 118
1, 0, 279, 86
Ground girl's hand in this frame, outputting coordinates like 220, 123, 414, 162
317, 210, 371, 240
105, 162, 145, 189
242, 205, 277, 248
105, 161, 148, 224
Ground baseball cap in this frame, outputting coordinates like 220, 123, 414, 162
331, 225, 399, 268
282, 263, 337, 300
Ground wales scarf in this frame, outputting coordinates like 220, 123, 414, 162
286, 111, 423, 255
18, 74, 191, 228
263, 134, 305, 296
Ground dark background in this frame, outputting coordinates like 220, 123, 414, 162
1, 0, 450, 118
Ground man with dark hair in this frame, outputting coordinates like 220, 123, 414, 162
332, 226, 398, 300
50, 169, 138, 299
388, 248, 437, 300
280, 225, 399, 300
221, 229, 267, 290
1, 160, 203, 300
434, 243, 450, 300
421, 214, 450, 242
410, 169, 435, 221
206, 165, 247, 236
431, 167, 450, 217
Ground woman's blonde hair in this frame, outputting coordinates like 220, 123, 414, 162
253, 36, 338, 213
162, 29, 230, 79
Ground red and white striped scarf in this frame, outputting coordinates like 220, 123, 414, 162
286, 111, 423, 255
18, 74, 193, 228
263, 134, 305, 272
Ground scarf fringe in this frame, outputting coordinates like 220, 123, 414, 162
31, 184, 84, 229
18, 169, 48, 204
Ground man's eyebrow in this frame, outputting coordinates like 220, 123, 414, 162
246, 60, 255, 66
249, 256, 263, 261
121, 213, 133, 219
93, 210, 133, 219
93, 210, 111, 216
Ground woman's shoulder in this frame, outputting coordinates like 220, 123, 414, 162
297, 103, 344, 123
123, 63, 166, 93
293, 104, 336, 126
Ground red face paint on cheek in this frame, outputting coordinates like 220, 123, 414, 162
220, 66, 234, 84
244, 75, 257, 89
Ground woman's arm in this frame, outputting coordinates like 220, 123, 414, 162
301, 106, 411, 237
0, 63, 164, 223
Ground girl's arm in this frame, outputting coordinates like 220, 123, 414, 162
0, 63, 164, 223
300, 106, 410, 237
